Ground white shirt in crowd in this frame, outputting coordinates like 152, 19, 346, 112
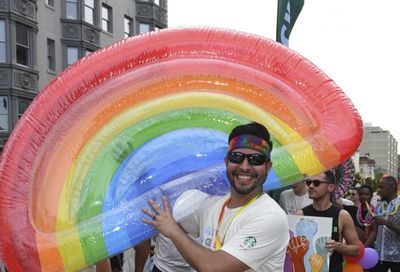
279, 188, 312, 214
153, 234, 196, 272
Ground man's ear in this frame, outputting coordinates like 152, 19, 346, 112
328, 183, 336, 193
266, 161, 272, 171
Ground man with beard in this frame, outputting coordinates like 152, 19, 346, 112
296, 171, 360, 272
142, 122, 289, 272
365, 175, 400, 272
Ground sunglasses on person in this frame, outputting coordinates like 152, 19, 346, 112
305, 179, 331, 187
227, 151, 267, 166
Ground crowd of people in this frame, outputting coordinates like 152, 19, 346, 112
1, 122, 399, 272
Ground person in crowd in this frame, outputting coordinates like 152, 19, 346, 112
365, 175, 400, 272
356, 184, 375, 241
349, 188, 361, 207
78, 259, 112, 272
141, 122, 289, 271
296, 171, 360, 272
121, 242, 155, 272
133, 234, 194, 272
337, 187, 364, 242
279, 180, 312, 214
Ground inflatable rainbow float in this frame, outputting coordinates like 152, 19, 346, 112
0, 28, 362, 271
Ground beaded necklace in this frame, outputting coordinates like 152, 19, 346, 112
357, 202, 375, 226
376, 201, 400, 217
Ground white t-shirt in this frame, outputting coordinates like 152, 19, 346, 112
122, 248, 136, 272
279, 188, 312, 214
181, 193, 289, 272
153, 233, 196, 272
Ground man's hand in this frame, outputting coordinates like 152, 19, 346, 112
141, 196, 181, 238
374, 216, 388, 226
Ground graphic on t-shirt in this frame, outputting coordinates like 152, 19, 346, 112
240, 236, 257, 249
203, 226, 214, 247
285, 215, 332, 272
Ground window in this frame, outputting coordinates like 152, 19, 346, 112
46, 0, 54, 7
66, 0, 78, 20
16, 23, 30, 66
101, 4, 112, 32
154, 0, 160, 5
139, 23, 150, 34
18, 98, 31, 119
0, 96, 8, 131
47, 39, 55, 71
67, 46, 78, 66
124, 16, 133, 38
84, 0, 95, 24
85, 49, 93, 56
0, 20, 5, 63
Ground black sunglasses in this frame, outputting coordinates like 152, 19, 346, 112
305, 179, 330, 187
227, 151, 267, 166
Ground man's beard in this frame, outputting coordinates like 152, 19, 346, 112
227, 169, 266, 195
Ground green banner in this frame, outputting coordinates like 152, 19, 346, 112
276, 0, 304, 46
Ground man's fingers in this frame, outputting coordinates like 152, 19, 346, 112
162, 196, 171, 215
141, 218, 155, 225
148, 199, 163, 214
141, 207, 157, 219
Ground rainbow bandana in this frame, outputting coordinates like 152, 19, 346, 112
228, 134, 271, 159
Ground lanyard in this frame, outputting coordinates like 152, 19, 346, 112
214, 192, 263, 250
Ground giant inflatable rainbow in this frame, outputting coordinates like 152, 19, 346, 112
0, 28, 362, 271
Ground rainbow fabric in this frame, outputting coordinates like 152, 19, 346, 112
228, 135, 271, 158
0, 28, 363, 271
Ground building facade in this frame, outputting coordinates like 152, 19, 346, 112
0, 0, 168, 151
358, 125, 398, 177
358, 155, 375, 180
351, 150, 360, 174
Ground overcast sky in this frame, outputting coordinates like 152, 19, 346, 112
168, 0, 400, 143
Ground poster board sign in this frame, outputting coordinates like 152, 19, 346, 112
285, 215, 333, 272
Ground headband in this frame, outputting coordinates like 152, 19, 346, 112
228, 134, 271, 159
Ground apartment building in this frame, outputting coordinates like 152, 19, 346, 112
359, 125, 398, 177
0, 0, 168, 151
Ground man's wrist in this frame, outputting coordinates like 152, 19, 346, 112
386, 220, 392, 228
168, 222, 185, 240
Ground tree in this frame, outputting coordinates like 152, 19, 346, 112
352, 172, 362, 188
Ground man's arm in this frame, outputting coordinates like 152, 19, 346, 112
295, 209, 304, 216
95, 259, 112, 272
142, 197, 249, 272
374, 216, 400, 236
134, 239, 151, 272
364, 223, 377, 247
278, 193, 286, 212
326, 210, 360, 256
